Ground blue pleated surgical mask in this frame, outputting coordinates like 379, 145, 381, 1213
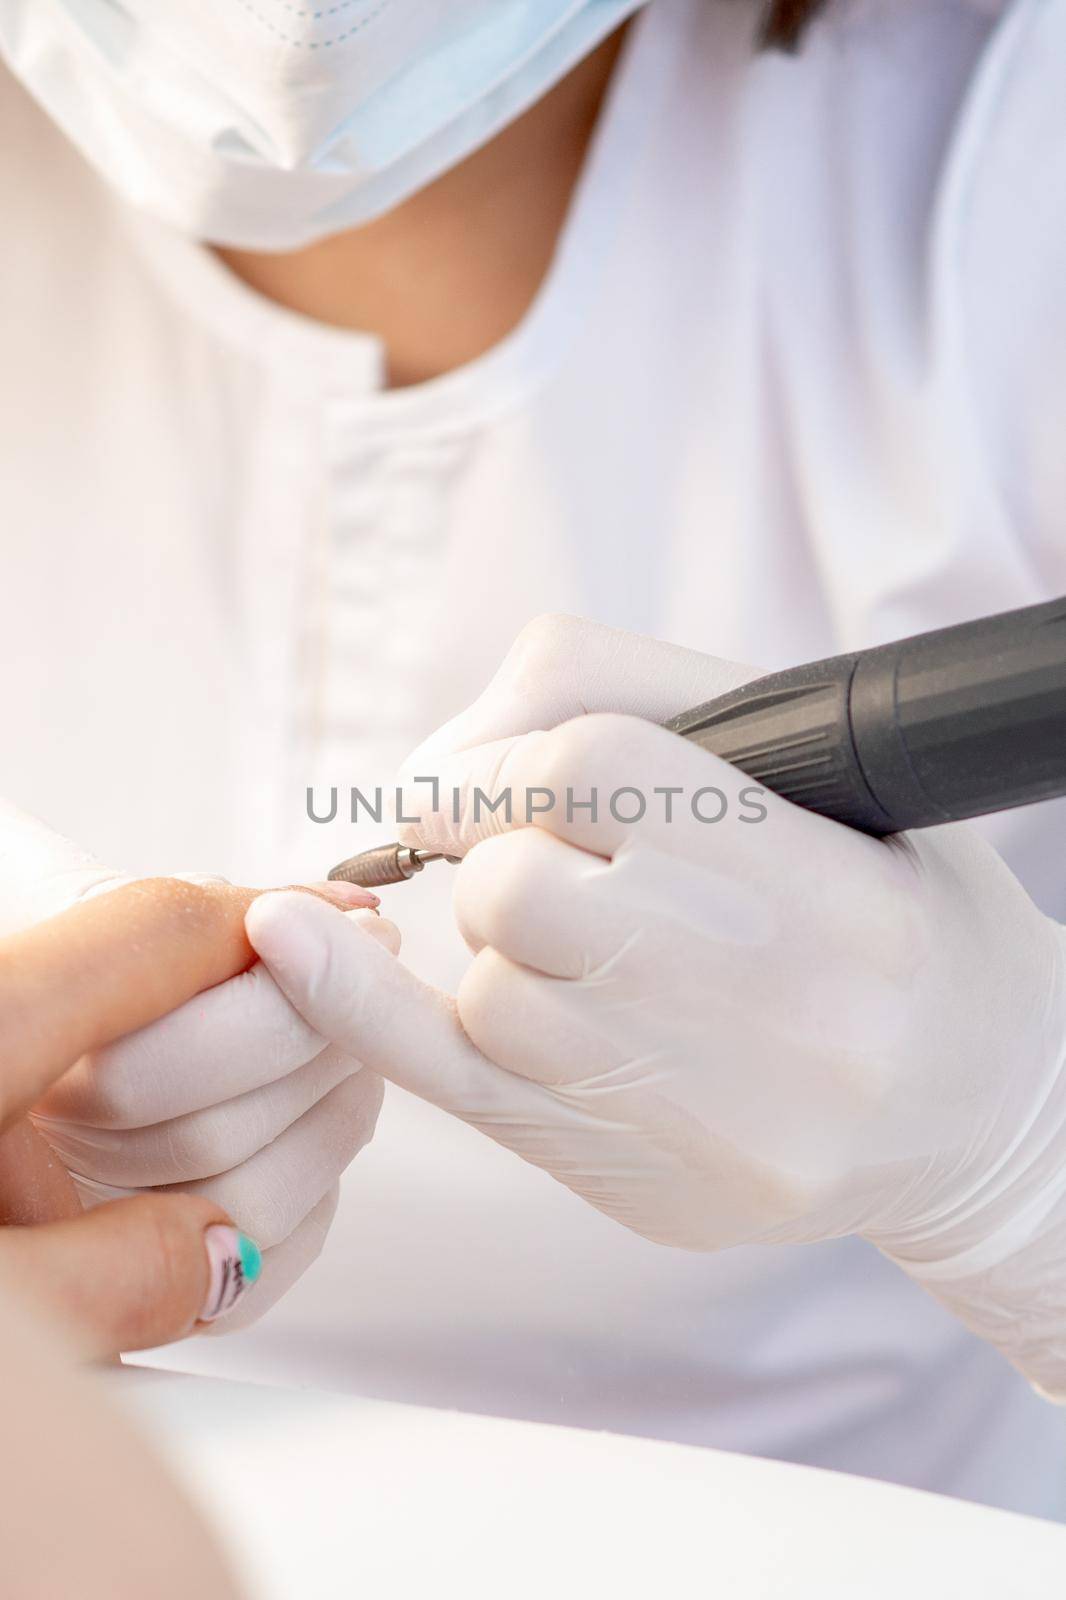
0, 0, 644, 249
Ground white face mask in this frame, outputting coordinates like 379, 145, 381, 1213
0, 0, 643, 250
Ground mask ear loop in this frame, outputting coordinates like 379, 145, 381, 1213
756, 0, 826, 52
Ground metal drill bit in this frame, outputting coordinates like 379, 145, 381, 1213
327, 842, 459, 889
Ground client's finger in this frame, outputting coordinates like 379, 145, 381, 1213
0, 1193, 263, 1359
38, 898, 399, 1129
0, 877, 377, 1128
0, 1115, 81, 1225
199, 1183, 340, 1338
0, 880, 259, 1128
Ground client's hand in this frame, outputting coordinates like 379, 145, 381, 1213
1, 1286, 245, 1599
0, 801, 392, 1328
0, 871, 386, 1357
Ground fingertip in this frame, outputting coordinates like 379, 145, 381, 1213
348, 908, 402, 956
0, 1192, 263, 1358
198, 1185, 340, 1338
245, 887, 332, 961
128, 1195, 264, 1343
198, 1224, 263, 1325
246, 890, 395, 990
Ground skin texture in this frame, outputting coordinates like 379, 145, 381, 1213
217, 27, 629, 387
0, 876, 374, 1357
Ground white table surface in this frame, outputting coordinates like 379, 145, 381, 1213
110, 1366, 1066, 1599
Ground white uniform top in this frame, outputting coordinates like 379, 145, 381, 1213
3, 0, 1066, 1514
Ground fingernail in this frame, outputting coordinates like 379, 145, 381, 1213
200, 1225, 263, 1322
308, 880, 380, 910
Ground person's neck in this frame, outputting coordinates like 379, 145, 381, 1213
215, 28, 629, 389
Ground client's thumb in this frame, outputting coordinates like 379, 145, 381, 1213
0, 1194, 262, 1359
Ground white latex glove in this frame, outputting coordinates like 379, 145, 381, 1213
0, 800, 395, 1329
247, 615, 1066, 1398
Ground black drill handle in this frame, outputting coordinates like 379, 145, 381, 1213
666, 597, 1066, 835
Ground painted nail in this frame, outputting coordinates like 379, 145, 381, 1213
308, 880, 380, 910
200, 1225, 263, 1322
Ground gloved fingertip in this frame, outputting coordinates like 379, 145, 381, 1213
348, 908, 402, 956
245, 889, 332, 976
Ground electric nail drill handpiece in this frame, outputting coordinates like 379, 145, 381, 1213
328, 596, 1066, 887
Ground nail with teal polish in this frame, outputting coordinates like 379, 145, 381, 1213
237, 1231, 262, 1285
200, 1225, 263, 1323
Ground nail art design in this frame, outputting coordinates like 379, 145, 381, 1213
201, 1225, 263, 1322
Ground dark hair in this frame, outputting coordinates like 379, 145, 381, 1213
758, 0, 828, 50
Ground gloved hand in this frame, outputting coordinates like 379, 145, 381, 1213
246, 615, 1066, 1398
0, 800, 393, 1330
